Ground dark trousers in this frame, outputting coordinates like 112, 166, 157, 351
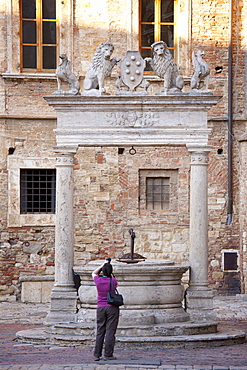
94, 305, 119, 358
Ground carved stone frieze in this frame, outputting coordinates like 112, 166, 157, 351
107, 111, 159, 127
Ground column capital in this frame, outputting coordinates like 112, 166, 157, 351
186, 144, 212, 154
187, 145, 212, 165
53, 145, 78, 156
54, 146, 78, 167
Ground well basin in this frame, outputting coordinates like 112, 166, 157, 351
76, 259, 190, 326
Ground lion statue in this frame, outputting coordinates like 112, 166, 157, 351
145, 41, 184, 95
83, 42, 120, 94
55, 53, 80, 95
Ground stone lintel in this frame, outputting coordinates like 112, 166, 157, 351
45, 95, 221, 147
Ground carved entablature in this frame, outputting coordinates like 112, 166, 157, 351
107, 111, 159, 127
47, 95, 221, 147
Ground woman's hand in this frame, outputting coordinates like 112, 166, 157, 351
92, 261, 106, 277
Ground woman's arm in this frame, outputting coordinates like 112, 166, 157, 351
92, 262, 106, 278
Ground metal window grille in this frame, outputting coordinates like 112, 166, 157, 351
20, 169, 56, 214
146, 177, 169, 210
224, 252, 238, 271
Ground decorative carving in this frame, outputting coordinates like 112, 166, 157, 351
145, 41, 184, 95
107, 111, 158, 127
56, 155, 74, 166
190, 153, 209, 165
83, 42, 120, 95
190, 50, 211, 93
116, 51, 149, 93
54, 54, 80, 95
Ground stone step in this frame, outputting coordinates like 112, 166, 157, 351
45, 320, 218, 337
16, 327, 246, 349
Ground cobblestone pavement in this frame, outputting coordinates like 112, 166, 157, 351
0, 296, 247, 370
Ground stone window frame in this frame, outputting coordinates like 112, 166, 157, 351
7, 156, 56, 227
221, 249, 240, 272
5, 0, 73, 76
139, 169, 178, 214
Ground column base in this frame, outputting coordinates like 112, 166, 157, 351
186, 287, 216, 321
45, 286, 78, 324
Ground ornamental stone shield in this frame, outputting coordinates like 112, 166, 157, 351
120, 51, 146, 91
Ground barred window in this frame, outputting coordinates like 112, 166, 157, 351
146, 177, 169, 210
139, 169, 178, 213
20, 0, 58, 71
20, 169, 56, 214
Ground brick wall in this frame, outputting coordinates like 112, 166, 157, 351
73, 146, 191, 265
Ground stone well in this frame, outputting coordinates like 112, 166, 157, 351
77, 259, 190, 329
72, 259, 224, 342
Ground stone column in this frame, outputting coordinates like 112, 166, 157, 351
46, 146, 78, 324
186, 145, 215, 321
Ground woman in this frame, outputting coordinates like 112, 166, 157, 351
92, 258, 119, 361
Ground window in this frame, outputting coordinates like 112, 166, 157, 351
20, 169, 56, 214
146, 177, 169, 210
8, 157, 56, 227
222, 251, 239, 271
139, 0, 177, 59
139, 169, 178, 213
20, 0, 58, 71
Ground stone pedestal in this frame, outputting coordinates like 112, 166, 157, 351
186, 146, 215, 321
45, 148, 78, 324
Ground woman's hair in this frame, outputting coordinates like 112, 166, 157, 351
102, 263, 112, 277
